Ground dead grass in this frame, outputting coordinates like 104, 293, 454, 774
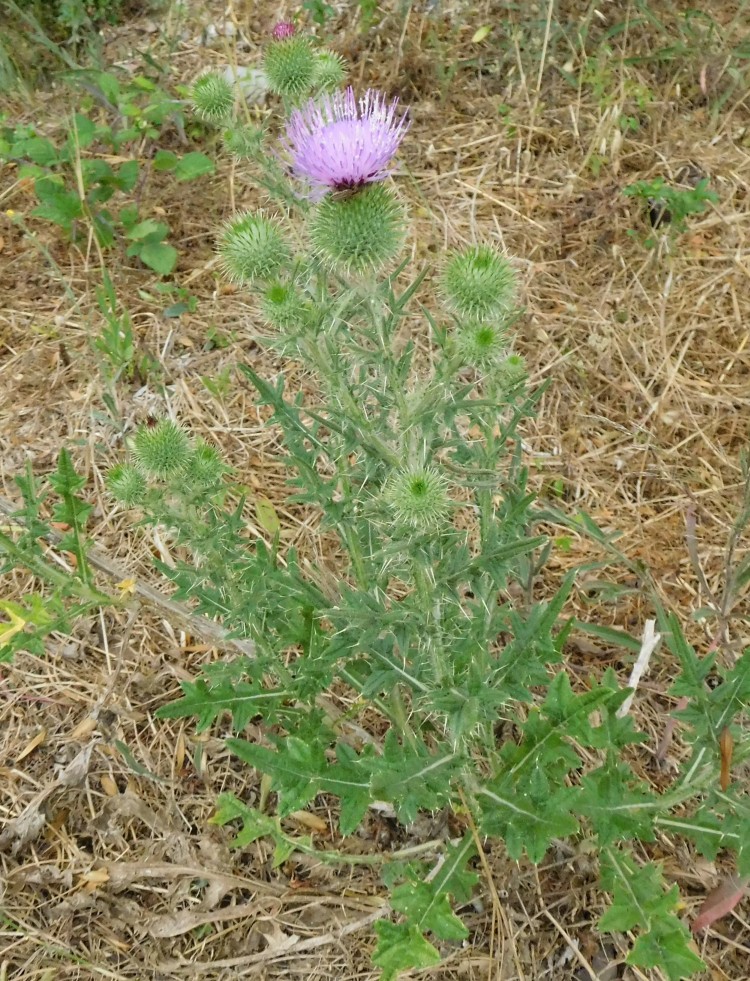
2, 0, 750, 977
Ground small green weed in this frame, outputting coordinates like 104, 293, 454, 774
0, 453, 121, 664
302, 0, 336, 28
623, 176, 718, 249
0, 70, 215, 275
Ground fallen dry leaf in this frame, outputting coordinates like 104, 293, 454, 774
16, 728, 46, 763
0, 742, 95, 853
692, 875, 749, 933
144, 899, 276, 938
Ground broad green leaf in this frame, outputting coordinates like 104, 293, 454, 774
578, 761, 657, 844
153, 149, 178, 171
372, 921, 440, 980
390, 882, 467, 941
227, 736, 325, 814
155, 678, 286, 732
598, 849, 699, 978
114, 160, 139, 192
174, 151, 215, 182
431, 835, 479, 903
255, 495, 280, 536
369, 731, 459, 825
71, 113, 97, 148
629, 924, 705, 980
13, 135, 60, 166
321, 741, 374, 835
31, 179, 83, 231
126, 218, 169, 242
138, 242, 178, 276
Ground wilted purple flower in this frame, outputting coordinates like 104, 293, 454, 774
271, 21, 295, 40
283, 87, 410, 197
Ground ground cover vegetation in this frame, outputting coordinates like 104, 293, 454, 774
1, 1, 750, 978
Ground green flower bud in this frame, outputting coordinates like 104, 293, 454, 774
442, 245, 517, 320
455, 321, 508, 370
106, 463, 147, 506
262, 282, 310, 332
218, 212, 291, 284
189, 440, 230, 486
132, 420, 191, 481
498, 353, 527, 388
310, 184, 406, 276
385, 465, 451, 530
311, 50, 347, 93
223, 123, 263, 159
192, 71, 234, 124
263, 36, 315, 100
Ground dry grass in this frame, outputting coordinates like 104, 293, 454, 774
2, 0, 750, 977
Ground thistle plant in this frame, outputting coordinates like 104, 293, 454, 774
6, 27, 744, 981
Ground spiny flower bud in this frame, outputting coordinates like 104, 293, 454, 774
455, 321, 508, 370
385, 465, 451, 530
189, 440, 229, 486
218, 212, 291, 284
262, 282, 310, 332
106, 463, 147, 506
223, 124, 263, 159
132, 420, 191, 481
310, 184, 406, 275
442, 245, 517, 320
311, 51, 347, 93
498, 353, 527, 388
263, 36, 315, 100
192, 71, 234, 124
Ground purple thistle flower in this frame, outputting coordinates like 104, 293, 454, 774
283, 87, 410, 197
271, 21, 295, 40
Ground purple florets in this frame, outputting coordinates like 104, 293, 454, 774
283, 87, 410, 197
272, 21, 295, 40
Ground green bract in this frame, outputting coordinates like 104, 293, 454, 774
385, 465, 451, 529
498, 352, 527, 387
218, 212, 291, 284
192, 71, 234, 124
311, 51, 347, 92
454, 321, 508, 370
132, 420, 191, 480
106, 463, 147, 506
223, 124, 263, 159
310, 184, 406, 275
263, 36, 316, 99
441, 244, 517, 320
189, 440, 230, 486
262, 283, 310, 332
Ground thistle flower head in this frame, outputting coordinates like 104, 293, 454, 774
107, 463, 147, 507
192, 71, 234, 124
283, 87, 409, 198
385, 465, 451, 530
263, 35, 315, 99
272, 21, 295, 40
442, 245, 517, 320
310, 183, 406, 275
217, 211, 291, 284
132, 420, 191, 481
